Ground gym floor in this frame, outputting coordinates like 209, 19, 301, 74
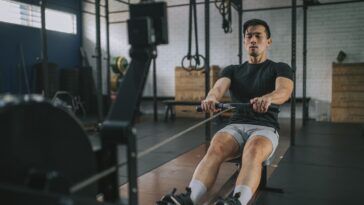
112, 111, 364, 205
256, 122, 364, 205
109, 108, 302, 204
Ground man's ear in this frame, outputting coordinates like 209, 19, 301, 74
267, 38, 272, 47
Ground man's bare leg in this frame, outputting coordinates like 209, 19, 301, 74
234, 136, 273, 205
189, 132, 239, 204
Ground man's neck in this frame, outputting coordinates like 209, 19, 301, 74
248, 54, 267, 64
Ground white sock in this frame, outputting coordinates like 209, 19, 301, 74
233, 185, 253, 205
188, 179, 207, 204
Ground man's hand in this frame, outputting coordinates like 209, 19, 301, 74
201, 95, 220, 113
250, 96, 272, 113
200, 78, 231, 113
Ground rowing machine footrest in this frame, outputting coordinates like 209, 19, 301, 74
226, 156, 283, 193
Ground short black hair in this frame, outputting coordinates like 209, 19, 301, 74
243, 19, 271, 39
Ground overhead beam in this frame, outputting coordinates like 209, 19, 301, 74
107, 0, 363, 14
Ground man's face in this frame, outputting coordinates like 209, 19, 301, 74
244, 25, 272, 57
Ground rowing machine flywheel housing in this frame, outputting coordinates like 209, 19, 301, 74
0, 95, 97, 196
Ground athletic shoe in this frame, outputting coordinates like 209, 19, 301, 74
214, 192, 242, 205
156, 187, 194, 205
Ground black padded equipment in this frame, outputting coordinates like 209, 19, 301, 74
0, 95, 97, 196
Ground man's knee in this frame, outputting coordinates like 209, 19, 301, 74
207, 133, 239, 159
242, 136, 273, 163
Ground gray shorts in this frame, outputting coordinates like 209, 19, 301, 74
216, 124, 279, 161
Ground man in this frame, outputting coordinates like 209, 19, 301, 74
158, 19, 293, 205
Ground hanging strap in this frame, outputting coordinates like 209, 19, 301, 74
222, 0, 232, 33
215, 0, 233, 33
181, 0, 205, 71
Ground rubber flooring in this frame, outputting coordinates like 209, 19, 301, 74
255, 121, 364, 205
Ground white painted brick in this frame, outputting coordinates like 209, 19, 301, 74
83, 0, 364, 104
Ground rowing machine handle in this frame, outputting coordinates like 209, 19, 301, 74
196, 103, 280, 113
195, 103, 226, 112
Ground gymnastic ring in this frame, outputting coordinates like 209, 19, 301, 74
181, 55, 194, 71
193, 54, 206, 71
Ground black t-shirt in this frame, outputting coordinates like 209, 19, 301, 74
220, 59, 294, 130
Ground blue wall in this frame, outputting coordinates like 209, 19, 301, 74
0, 0, 82, 93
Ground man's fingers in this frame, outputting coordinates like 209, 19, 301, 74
250, 98, 257, 104
264, 103, 270, 112
261, 101, 266, 112
252, 103, 257, 111
201, 103, 206, 111
250, 98, 270, 113
209, 102, 215, 111
201, 101, 208, 112
201, 100, 217, 112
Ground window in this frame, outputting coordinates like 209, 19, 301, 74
45, 9, 77, 34
0, 0, 77, 34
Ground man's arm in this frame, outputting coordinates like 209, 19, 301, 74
201, 77, 231, 112
250, 77, 293, 113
